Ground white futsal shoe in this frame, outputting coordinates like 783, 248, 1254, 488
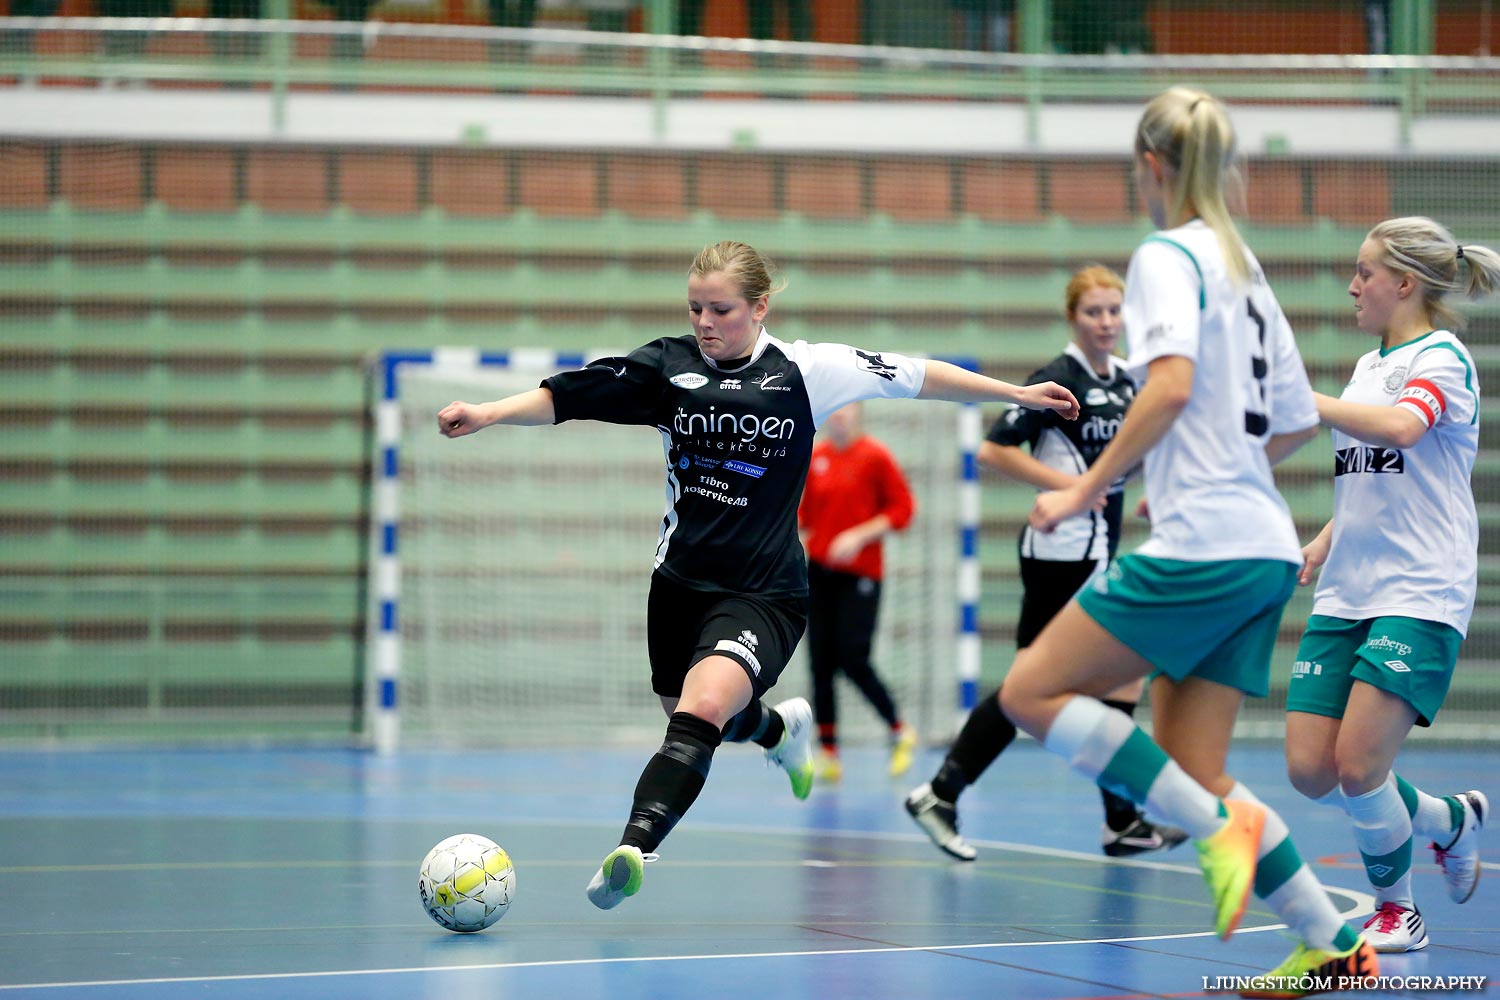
1361, 901, 1429, 953
1432, 789, 1487, 904
765, 697, 814, 800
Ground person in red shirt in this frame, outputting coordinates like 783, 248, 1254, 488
798, 402, 918, 781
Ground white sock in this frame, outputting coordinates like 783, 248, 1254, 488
1313, 788, 1347, 812
1343, 775, 1414, 908
1229, 782, 1350, 952
1044, 695, 1223, 839
1412, 788, 1457, 843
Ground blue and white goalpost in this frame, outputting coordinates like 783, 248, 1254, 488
366, 348, 983, 753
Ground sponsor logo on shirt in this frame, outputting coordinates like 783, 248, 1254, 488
738, 629, 759, 651
722, 460, 767, 479
1085, 388, 1109, 406
755, 372, 792, 391
719, 379, 742, 390
1081, 415, 1122, 442
670, 372, 709, 389
673, 405, 796, 445
1384, 660, 1412, 673
1334, 446, 1405, 476
854, 349, 897, 381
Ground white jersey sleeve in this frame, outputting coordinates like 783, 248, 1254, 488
790, 340, 927, 426
1123, 237, 1204, 375
1401, 343, 1479, 429
1266, 302, 1319, 435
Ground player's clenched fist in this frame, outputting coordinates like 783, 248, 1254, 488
438, 400, 484, 437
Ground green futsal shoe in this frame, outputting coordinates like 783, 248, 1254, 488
586, 845, 657, 910
1238, 936, 1378, 997
1195, 798, 1265, 939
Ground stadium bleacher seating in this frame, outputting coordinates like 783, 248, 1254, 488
3, 139, 1497, 735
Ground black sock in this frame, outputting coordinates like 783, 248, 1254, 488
620, 712, 722, 854
721, 698, 785, 748
1099, 698, 1144, 831
930, 689, 1016, 803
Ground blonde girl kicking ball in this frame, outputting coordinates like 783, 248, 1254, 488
439, 240, 1079, 911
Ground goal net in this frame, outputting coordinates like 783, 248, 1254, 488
367, 349, 976, 751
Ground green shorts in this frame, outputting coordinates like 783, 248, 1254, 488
1076, 554, 1297, 697
1286, 614, 1462, 727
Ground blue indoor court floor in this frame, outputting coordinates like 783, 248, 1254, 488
0, 741, 1494, 999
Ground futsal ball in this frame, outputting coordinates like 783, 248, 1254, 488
418, 833, 515, 932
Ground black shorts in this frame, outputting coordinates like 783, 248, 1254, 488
646, 571, 808, 699
1016, 556, 1104, 649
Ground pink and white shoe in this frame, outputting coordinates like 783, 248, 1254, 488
1361, 901, 1428, 953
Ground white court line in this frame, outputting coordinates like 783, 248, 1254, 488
0, 829, 1377, 992
0, 925, 1324, 993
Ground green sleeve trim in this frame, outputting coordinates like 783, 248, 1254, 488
1415, 341, 1479, 425
1143, 235, 1206, 310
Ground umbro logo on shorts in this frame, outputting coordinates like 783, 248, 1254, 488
1384, 660, 1412, 673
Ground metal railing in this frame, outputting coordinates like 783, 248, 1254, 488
3, 17, 1499, 145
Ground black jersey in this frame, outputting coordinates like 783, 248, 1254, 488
542, 328, 926, 598
987, 343, 1136, 561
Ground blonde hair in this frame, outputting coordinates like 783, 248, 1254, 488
1064, 264, 1125, 319
688, 241, 788, 303
1365, 216, 1500, 333
1135, 87, 1250, 286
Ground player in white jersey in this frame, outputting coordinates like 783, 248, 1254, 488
998, 87, 1380, 996
438, 240, 1080, 912
1285, 217, 1500, 953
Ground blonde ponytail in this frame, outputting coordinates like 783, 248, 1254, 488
1135, 87, 1251, 286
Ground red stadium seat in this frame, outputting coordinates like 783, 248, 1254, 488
154, 147, 238, 214
517, 152, 600, 217
1312, 162, 1390, 225
783, 157, 863, 219
59, 144, 145, 210
246, 148, 331, 214
960, 160, 1042, 222
607, 154, 690, 220
430, 151, 512, 217
339, 150, 420, 215
695, 154, 778, 219
1048, 161, 1134, 223
0, 143, 51, 209
872, 159, 953, 223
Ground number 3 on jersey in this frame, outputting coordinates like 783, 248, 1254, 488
1244, 297, 1269, 437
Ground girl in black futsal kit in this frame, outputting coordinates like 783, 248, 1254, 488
439, 241, 1079, 910
906, 265, 1188, 860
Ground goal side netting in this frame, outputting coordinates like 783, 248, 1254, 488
365, 349, 979, 751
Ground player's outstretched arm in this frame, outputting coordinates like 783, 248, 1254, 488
917, 360, 1079, 419
438, 387, 556, 437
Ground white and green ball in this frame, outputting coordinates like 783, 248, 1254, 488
418, 833, 514, 932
